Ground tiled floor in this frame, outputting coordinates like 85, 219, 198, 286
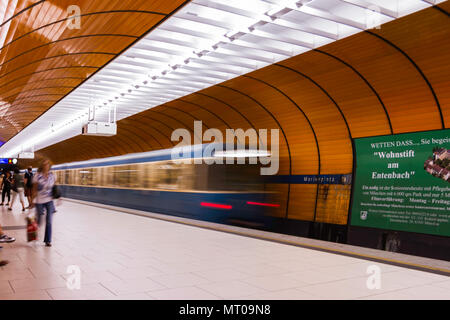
0, 200, 449, 300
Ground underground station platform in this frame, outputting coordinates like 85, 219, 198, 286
0, 0, 448, 313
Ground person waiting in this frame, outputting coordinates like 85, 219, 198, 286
0, 171, 12, 206
9, 168, 26, 212
24, 167, 34, 208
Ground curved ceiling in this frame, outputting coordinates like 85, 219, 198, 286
33, 2, 450, 224
1, 0, 443, 158
0, 0, 188, 142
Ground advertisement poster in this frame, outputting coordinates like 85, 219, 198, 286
351, 129, 450, 237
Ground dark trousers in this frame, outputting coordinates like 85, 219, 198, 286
36, 201, 56, 243
1, 188, 10, 203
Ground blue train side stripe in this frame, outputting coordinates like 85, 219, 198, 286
265, 174, 352, 185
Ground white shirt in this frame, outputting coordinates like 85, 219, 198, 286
34, 172, 56, 204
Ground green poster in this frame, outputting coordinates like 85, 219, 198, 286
351, 129, 450, 237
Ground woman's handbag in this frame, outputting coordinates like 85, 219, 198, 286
52, 185, 61, 199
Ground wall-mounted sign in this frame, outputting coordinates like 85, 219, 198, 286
351, 129, 450, 237
0, 158, 17, 164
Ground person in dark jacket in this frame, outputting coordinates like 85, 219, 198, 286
24, 167, 34, 208
0, 171, 12, 206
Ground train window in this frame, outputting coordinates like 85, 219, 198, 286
79, 169, 90, 186
110, 166, 118, 187
67, 170, 72, 185
101, 166, 112, 187
89, 168, 95, 186
192, 164, 208, 191
91, 168, 97, 186
70, 169, 77, 185
135, 163, 146, 189
80, 168, 95, 186
97, 166, 105, 187
127, 164, 140, 188
143, 162, 157, 189
175, 162, 195, 191
79, 170, 85, 185
91, 167, 99, 186
155, 161, 180, 190
95, 167, 101, 187
112, 165, 131, 188
53, 171, 60, 183
74, 169, 81, 185
64, 170, 69, 185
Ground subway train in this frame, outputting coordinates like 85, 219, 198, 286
52, 144, 280, 229
50, 143, 354, 241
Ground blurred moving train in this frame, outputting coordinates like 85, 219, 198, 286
52, 144, 280, 228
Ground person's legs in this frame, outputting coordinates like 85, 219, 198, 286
1, 188, 5, 204
5, 189, 10, 206
8, 190, 17, 210
43, 202, 55, 245
35, 203, 45, 226
18, 188, 25, 210
25, 188, 32, 208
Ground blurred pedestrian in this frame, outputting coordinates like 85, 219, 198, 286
31, 159, 57, 247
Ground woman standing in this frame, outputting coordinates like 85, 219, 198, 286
9, 168, 26, 212
31, 159, 57, 247
24, 167, 34, 208
0, 171, 12, 206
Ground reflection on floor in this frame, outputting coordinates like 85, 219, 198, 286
0, 200, 449, 300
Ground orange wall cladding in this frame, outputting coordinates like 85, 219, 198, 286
34, 3, 450, 226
